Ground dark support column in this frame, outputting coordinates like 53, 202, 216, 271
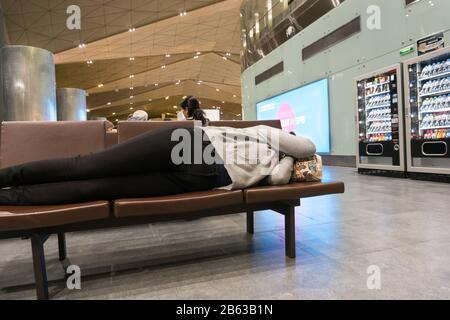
58, 233, 67, 261
30, 234, 49, 300
284, 206, 296, 258
246, 211, 254, 234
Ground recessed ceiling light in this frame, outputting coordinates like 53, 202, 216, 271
129, 27, 136, 32
130, 107, 134, 110
78, 43, 86, 48
107, 102, 111, 105
155, 83, 159, 86
112, 112, 116, 115
165, 96, 170, 100
130, 102, 134, 105
222, 56, 228, 60
226, 52, 231, 56
182, 96, 187, 99
86, 60, 93, 65
173, 106, 178, 109
98, 84, 104, 88
130, 87, 134, 90
196, 51, 201, 55
130, 96, 134, 99
165, 54, 171, 58
161, 65, 166, 69
129, 75, 134, 78
216, 88, 220, 92
148, 99, 152, 102
222, 101, 225, 104
233, 95, 237, 98
87, 109, 91, 113
129, 57, 135, 61
194, 55, 199, 59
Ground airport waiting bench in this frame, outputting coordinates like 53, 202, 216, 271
0, 120, 345, 300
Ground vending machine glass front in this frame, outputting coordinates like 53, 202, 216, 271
407, 53, 450, 143
357, 68, 401, 167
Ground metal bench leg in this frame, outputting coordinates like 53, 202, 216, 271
246, 211, 254, 234
284, 206, 296, 258
30, 234, 49, 300
58, 233, 67, 261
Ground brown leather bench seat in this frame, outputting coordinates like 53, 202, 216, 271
114, 190, 243, 218
244, 181, 345, 204
0, 201, 111, 232
0, 182, 345, 232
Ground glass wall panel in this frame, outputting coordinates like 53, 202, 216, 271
240, 0, 346, 71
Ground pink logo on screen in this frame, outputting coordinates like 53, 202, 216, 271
277, 103, 296, 132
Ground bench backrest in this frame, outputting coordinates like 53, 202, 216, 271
105, 131, 119, 148
118, 121, 194, 143
0, 121, 112, 168
210, 120, 282, 129
118, 120, 282, 143
0, 120, 283, 168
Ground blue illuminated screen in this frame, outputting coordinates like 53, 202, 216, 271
256, 78, 330, 153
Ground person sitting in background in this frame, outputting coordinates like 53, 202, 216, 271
180, 96, 209, 126
127, 110, 149, 121
105, 120, 116, 132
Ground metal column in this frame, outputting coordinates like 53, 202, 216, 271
0, 45, 57, 122
56, 88, 87, 121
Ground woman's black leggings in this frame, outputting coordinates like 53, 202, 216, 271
0, 127, 220, 205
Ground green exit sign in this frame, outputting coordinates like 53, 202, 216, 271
400, 46, 415, 56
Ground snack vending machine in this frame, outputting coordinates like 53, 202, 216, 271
356, 64, 406, 177
404, 46, 450, 181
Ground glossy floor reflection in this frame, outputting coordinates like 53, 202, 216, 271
1, 166, 449, 299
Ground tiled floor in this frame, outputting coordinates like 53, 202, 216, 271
1, 166, 449, 300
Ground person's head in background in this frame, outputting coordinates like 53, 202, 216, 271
127, 110, 149, 121
180, 96, 209, 126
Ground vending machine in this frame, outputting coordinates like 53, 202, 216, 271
355, 64, 406, 177
404, 47, 450, 182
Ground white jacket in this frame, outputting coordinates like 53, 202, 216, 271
200, 125, 316, 190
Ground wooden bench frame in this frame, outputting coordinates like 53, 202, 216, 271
0, 199, 300, 300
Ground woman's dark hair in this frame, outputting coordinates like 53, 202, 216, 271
180, 96, 209, 126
